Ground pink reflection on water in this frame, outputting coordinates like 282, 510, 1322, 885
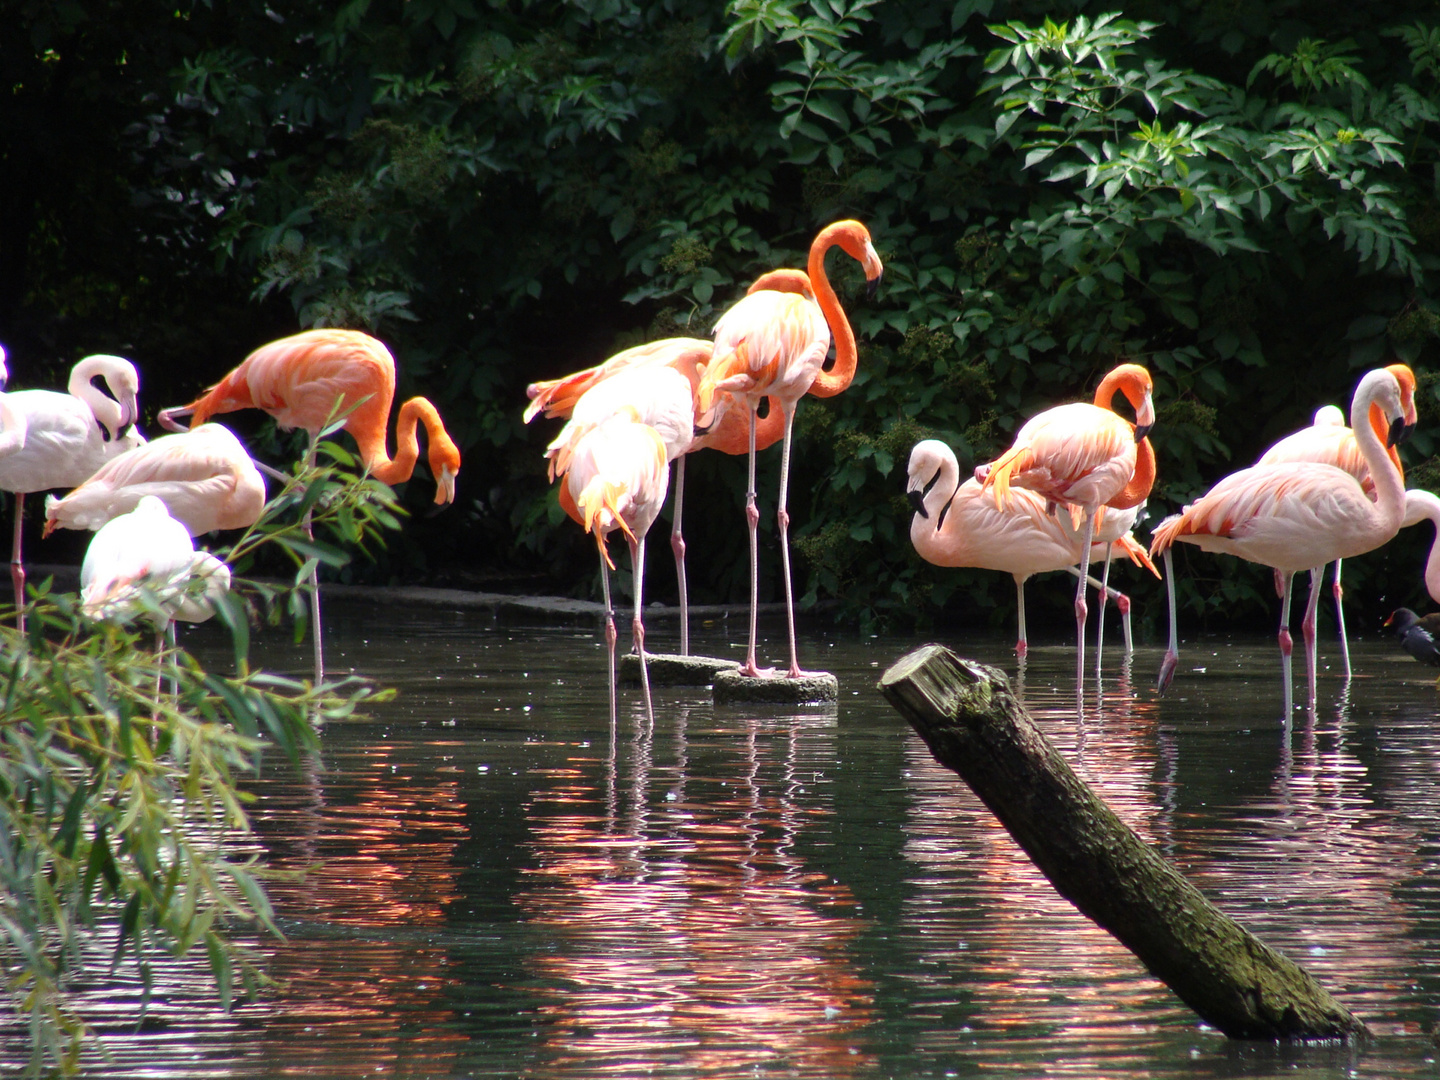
516, 707, 877, 1078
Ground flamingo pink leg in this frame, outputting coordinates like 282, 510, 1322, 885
1094, 541, 1114, 680
630, 536, 654, 730
1157, 548, 1179, 693
600, 554, 618, 727
775, 402, 808, 680
740, 407, 765, 678
670, 456, 688, 657
1332, 558, 1351, 680
1303, 566, 1323, 709
1013, 575, 1028, 657
1072, 508, 1095, 704
1277, 571, 1295, 717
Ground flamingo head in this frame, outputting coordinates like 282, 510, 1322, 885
1096, 363, 1155, 442
818, 220, 884, 298
1385, 362, 1418, 441
428, 433, 461, 506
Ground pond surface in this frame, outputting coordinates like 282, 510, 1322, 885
16, 597, 1440, 1078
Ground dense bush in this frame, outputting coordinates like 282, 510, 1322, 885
6, 0, 1440, 635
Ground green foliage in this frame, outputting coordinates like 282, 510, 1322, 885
0, 456, 400, 1075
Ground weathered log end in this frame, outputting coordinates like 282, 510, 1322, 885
879, 643, 1371, 1043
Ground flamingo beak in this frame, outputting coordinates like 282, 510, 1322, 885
119, 391, 140, 433
433, 465, 457, 506
1133, 390, 1155, 443
907, 489, 928, 517
1387, 414, 1407, 448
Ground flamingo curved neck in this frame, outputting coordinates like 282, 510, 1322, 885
69, 359, 126, 439
910, 449, 962, 563
1350, 379, 1405, 530
805, 223, 858, 398
364, 398, 430, 485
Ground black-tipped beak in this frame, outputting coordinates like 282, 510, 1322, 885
1387, 415, 1407, 448
692, 419, 713, 439
1133, 422, 1153, 443
866, 272, 882, 300
907, 489, 928, 517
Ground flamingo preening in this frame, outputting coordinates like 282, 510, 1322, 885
907, 439, 1159, 657
978, 363, 1155, 703
1150, 367, 1408, 715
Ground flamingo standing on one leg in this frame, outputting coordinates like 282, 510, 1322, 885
1252, 363, 1418, 678
0, 354, 145, 620
978, 364, 1155, 703
560, 410, 670, 729
907, 440, 1159, 656
43, 422, 266, 538
697, 220, 884, 678
1149, 367, 1408, 715
156, 329, 462, 681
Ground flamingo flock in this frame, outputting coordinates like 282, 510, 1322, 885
5, 215, 1438, 724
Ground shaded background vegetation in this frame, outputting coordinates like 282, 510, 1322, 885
6, 0, 1440, 641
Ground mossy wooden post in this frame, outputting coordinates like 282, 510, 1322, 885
879, 644, 1370, 1041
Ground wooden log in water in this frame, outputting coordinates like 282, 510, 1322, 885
878, 644, 1369, 1041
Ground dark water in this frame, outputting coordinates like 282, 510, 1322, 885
16, 598, 1440, 1078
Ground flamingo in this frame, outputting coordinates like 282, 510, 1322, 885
1253, 363, 1419, 677
561, 409, 670, 728
1401, 488, 1440, 604
907, 440, 1159, 656
696, 220, 884, 678
80, 495, 232, 697
0, 354, 144, 615
156, 328, 462, 681
43, 422, 266, 539
1150, 367, 1408, 715
978, 363, 1155, 699
524, 269, 815, 656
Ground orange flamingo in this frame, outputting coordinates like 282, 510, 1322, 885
1150, 367, 1408, 715
525, 267, 846, 657
908, 440, 1159, 656
44, 422, 266, 539
1251, 363, 1418, 678
696, 220, 884, 678
157, 328, 462, 681
561, 409, 670, 728
979, 364, 1155, 701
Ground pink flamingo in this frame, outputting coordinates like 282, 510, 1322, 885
1253, 363, 1418, 677
696, 220, 884, 678
560, 409, 670, 728
1150, 367, 1408, 714
908, 440, 1159, 656
44, 422, 266, 539
979, 364, 1155, 699
0, 354, 144, 617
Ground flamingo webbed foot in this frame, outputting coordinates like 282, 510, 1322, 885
1156, 649, 1178, 694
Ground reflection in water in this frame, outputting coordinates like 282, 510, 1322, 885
516, 704, 877, 1078
10, 610, 1440, 1078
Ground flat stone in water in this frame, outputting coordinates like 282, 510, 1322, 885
620, 652, 740, 686
712, 668, 838, 705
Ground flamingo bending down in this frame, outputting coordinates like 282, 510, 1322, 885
43, 422, 266, 539
0, 354, 144, 614
907, 440, 1159, 656
524, 269, 816, 656
979, 364, 1156, 701
562, 410, 670, 729
1150, 367, 1408, 715
696, 220, 884, 678
1252, 363, 1418, 677
80, 495, 232, 695
156, 329, 462, 681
